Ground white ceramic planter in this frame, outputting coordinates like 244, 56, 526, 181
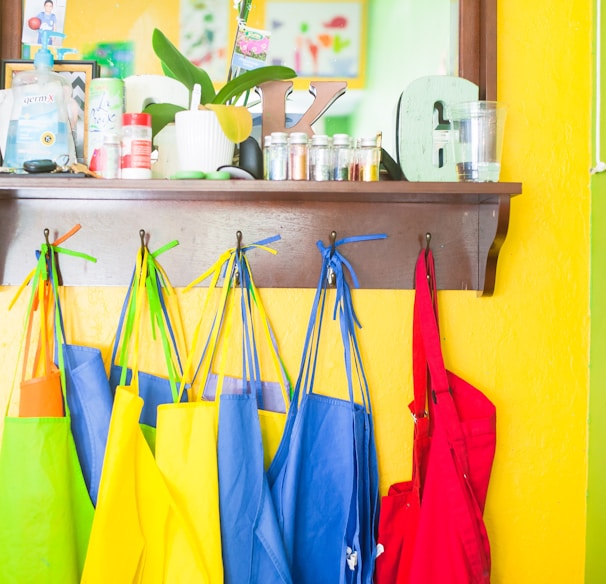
175, 109, 235, 173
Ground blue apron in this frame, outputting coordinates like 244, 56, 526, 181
268, 234, 384, 584
189, 237, 293, 584
49, 243, 113, 507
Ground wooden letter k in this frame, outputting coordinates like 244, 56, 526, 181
256, 80, 347, 138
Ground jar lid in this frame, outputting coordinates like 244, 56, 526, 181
311, 134, 329, 146
289, 132, 309, 144
360, 136, 378, 147
123, 112, 152, 126
270, 131, 288, 144
333, 133, 351, 146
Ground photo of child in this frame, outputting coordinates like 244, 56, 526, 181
21, 0, 67, 46
36, 0, 57, 44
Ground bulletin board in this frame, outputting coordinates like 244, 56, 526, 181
261, 0, 367, 90
56, 0, 367, 89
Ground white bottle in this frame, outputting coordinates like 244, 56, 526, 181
101, 132, 121, 179
4, 31, 76, 169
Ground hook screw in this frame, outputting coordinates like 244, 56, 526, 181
234, 230, 243, 285
327, 231, 337, 286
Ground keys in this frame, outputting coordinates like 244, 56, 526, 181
68, 162, 99, 178
22, 156, 100, 178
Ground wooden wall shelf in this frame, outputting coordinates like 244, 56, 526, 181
0, 177, 521, 294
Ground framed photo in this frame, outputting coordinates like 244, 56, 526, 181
263, 0, 367, 90
1, 59, 99, 163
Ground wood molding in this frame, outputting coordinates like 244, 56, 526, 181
459, 0, 481, 92
458, 0, 498, 100
0, 0, 22, 61
481, 0, 498, 100
0, 178, 521, 295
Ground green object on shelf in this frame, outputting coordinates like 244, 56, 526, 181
170, 170, 206, 180
205, 170, 231, 180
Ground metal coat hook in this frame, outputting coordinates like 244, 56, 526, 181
425, 232, 432, 283
139, 229, 147, 266
329, 230, 337, 257
327, 230, 337, 287
234, 230, 243, 285
424, 232, 436, 299
43, 228, 62, 285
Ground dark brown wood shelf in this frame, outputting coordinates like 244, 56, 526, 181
0, 178, 522, 294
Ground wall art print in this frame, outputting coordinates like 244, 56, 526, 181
264, 0, 366, 89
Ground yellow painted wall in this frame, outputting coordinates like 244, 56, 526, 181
492, 1, 591, 578
0, 1, 593, 583
488, 0, 591, 579
63, 0, 179, 75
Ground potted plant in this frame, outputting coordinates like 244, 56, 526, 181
145, 28, 296, 145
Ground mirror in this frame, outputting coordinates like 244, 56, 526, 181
0, 0, 495, 157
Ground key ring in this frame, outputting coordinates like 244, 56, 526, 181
52, 153, 71, 173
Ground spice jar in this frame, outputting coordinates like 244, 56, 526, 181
120, 112, 152, 179
309, 134, 331, 181
263, 135, 272, 180
356, 135, 381, 182
288, 132, 309, 180
332, 133, 353, 181
268, 132, 288, 180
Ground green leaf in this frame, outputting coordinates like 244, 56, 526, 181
160, 61, 176, 79
152, 28, 216, 103
213, 66, 297, 105
143, 102, 186, 139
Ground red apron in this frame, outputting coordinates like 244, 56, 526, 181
375, 248, 496, 584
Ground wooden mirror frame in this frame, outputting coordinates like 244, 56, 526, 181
0, 0, 496, 99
